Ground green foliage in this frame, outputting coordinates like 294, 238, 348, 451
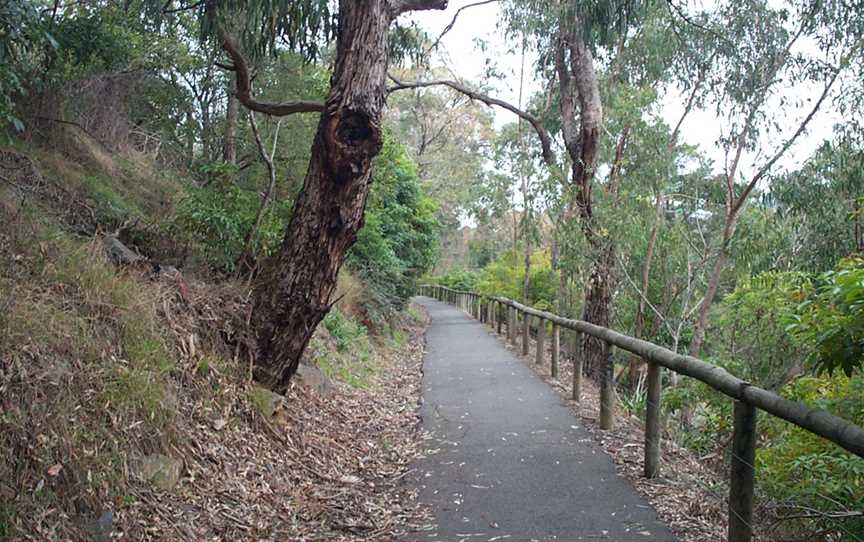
475, 249, 558, 308
431, 269, 480, 291
46, 8, 148, 80
790, 257, 864, 376
771, 137, 864, 270
173, 168, 291, 272
348, 134, 440, 309
0, 1, 56, 131
758, 373, 864, 537
315, 309, 376, 389
322, 309, 367, 354
710, 271, 810, 388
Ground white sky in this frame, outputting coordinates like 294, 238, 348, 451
407, 1, 843, 182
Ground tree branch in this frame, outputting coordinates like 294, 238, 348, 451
387, 75, 555, 166
389, 0, 449, 16
162, 0, 206, 14
221, 35, 324, 117
238, 112, 282, 276
731, 43, 859, 217
427, 0, 498, 52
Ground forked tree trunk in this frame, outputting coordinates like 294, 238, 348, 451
555, 17, 605, 378
249, 0, 445, 390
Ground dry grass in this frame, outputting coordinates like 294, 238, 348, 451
335, 270, 369, 322
0, 149, 430, 540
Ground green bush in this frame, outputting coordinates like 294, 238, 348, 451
475, 249, 558, 308
759, 373, 864, 537
348, 133, 440, 310
173, 170, 290, 272
789, 257, 864, 376
432, 269, 480, 291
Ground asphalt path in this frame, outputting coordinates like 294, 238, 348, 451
407, 296, 678, 542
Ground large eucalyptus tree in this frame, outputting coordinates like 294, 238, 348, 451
182, 0, 450, 390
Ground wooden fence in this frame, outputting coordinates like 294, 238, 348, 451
418, 284, 864, 542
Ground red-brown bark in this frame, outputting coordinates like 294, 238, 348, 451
248, 0, 447, 390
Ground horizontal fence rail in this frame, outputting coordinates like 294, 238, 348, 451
418, 284, 864, 542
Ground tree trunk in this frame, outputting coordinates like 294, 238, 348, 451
523, 221, 531, 302
223, 76, 239, 164
627, 66, 704, 386
237, 113, 281, 275
201, 98, 212, 162
581, 244, 614, 376
688, 248, 729, 357
628, 190, 664, 388
249, 0, 411, 390
555, 20, 604, 377
517, 35, 531, 304
185, 109, 195, 165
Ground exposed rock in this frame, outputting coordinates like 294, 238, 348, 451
155, 263, 180, 278
134, 454, 182, 491
295, 363, 334, 397
249, 385, 286, 419
103, 234, 145, 265
89, 510, 113, 542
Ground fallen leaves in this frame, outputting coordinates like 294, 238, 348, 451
513, 333, 729, 542
118, 306, 432, 540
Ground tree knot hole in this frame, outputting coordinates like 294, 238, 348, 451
337, 109, 375, 146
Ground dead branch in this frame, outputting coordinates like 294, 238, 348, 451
426, 0, 498, 52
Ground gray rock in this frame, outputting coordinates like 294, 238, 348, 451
249, 386, 285, 419
89, 510, 113, 542
295, 363, 334, 396
103, 234, 144, 265
134, 454, 182, 491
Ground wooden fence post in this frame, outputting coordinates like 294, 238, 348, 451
497, 302, 503, 335
508, 306, 517, 346
728, 401, 757, 542
645, 360, 662, 478
536, 317, 546, 366
600, 345, 615, 430
551, 323, 560, 378
522, 312, 531, 356
572, 332, 582, 402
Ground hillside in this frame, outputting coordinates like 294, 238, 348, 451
0, 135, 430, 540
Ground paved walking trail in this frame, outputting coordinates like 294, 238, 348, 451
409, 296, 677, 542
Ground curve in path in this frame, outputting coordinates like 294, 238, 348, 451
408, 296, 678, 542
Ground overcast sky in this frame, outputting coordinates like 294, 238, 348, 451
406, 0, 843, 181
